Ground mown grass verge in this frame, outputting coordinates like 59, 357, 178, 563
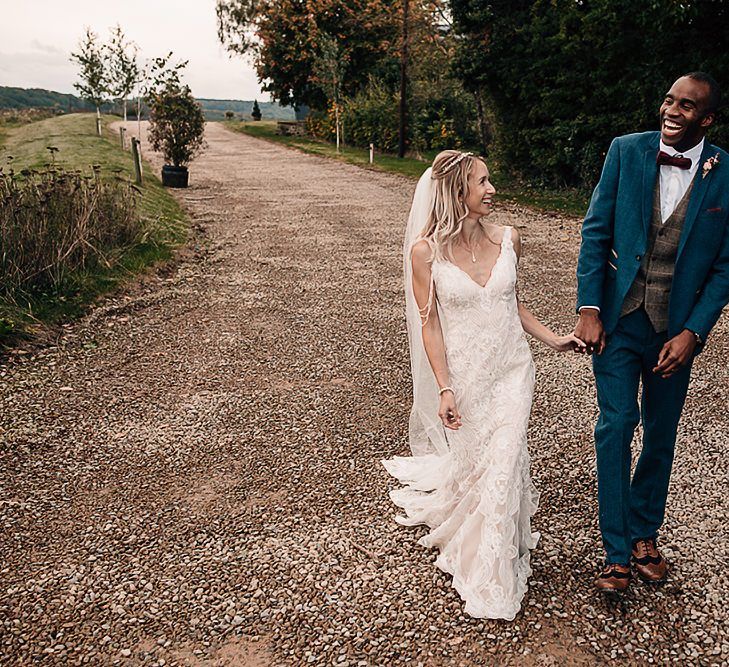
227, 120, 591, 217
0, 113, 189, 346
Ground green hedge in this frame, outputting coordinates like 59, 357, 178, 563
451, 0, 729, 187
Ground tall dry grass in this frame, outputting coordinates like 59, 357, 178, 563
0, 165, 141, 298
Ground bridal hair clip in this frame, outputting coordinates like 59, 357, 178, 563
438, 151, 473, 175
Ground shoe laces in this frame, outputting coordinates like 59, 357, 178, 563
634, 538, 657, 559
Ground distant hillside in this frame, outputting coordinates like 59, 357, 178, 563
0, 86, 295, 121
0, 86, 98, 112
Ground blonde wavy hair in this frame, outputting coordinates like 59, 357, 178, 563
420, 150, 487, 260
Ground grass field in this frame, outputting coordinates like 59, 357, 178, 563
227, 120, 591, 217
0, 113, 189, 346
0, 117, 24, 153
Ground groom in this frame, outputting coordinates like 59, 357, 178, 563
575, 72, 729, 595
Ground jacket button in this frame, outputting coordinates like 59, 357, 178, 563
636, 255, 642, 261
658, 229, 665, 236
647, 279, 653, 285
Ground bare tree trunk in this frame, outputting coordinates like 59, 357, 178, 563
398, 0, 409, 159
473, 90, 492, 155
137, 97, 142, 146
123, 98, 127, 123
335, 104, 340, 153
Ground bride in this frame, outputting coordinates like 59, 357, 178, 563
382, 150, 584, 620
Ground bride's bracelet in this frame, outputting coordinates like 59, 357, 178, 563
438, 386, 454, 396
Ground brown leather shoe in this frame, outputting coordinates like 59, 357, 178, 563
595, 562, 631, 596
632, 537, 668, 583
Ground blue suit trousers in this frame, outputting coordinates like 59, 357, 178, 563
592, 308, 693, 564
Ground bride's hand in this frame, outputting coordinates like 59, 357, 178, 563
438, 391, 462, 430
551, 333, 587, 353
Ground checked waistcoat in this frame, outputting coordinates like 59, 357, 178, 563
620, 178, 694, 332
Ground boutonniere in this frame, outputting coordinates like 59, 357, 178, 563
702, 153, 720, 179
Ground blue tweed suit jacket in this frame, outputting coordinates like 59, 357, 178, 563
577, 131, 729, 341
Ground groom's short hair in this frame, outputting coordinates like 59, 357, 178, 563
684, 71, 722, 113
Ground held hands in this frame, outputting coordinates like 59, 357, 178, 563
574, 308, 606, 355
653, 329, 697, 379
551, 333, 587, 353
438, 390, 462, 430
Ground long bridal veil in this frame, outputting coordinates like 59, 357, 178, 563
403, 168, 449, 458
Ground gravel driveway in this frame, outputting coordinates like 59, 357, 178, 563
1, 122, 727, 666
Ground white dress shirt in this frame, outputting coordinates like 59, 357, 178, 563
580, 137, 705, 314
658, 137, 704, 222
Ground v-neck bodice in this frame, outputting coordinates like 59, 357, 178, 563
430, 225, 529, 378
439, 226, 512, 290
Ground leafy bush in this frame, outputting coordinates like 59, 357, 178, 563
410, 87, 479, 153
303, 80, 400, 153
341, 81, 400, 153
305, 107, 335, 141
0, 167, 140, 296
148, 84, 206, 167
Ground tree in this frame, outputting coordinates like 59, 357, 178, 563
70, 27, 109, 130
449, 0, 729, 186
251, 100, 262, 121
106, 24, 139, 122
217, 0, 400, 109
398, 0, 409, 157
312, 33, 346, 150
403, 0, 479, 153
148, 83, 206, 167
136, 52, 189, 143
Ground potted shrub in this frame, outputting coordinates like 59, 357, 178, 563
148, 83, 205, 188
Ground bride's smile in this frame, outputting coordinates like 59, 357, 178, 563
463, 160, 497, 219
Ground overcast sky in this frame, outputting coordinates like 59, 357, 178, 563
0, 0, 267, 101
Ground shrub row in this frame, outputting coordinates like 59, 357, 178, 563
0, 167, 140, 297
306, 79, 480, 154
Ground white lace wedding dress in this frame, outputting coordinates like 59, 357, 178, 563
382, 226, 540, 621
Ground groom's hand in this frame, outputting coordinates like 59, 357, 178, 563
574, 308, 606, 355
653, 329, 697, 378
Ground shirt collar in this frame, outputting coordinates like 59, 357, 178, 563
659, 137, 705, 164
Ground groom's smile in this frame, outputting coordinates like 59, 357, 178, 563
661, 118, 683, 137
659, 76, 715, 152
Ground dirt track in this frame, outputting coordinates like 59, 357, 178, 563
0, 121, 727, 665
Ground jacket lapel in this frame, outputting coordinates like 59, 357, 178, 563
677, 141, 716, 260
641, 134, 660, 238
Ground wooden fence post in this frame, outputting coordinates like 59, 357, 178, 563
131, 137, 143, 185
369, 143, 374, 164
119, 127, 127, 150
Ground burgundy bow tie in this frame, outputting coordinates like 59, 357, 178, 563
656, 151, 692, 169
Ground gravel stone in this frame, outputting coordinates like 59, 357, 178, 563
0, 121, 726, 666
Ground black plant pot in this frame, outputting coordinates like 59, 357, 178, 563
161, 165, 189, 188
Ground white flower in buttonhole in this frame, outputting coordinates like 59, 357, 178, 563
702, 152, 720, 179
